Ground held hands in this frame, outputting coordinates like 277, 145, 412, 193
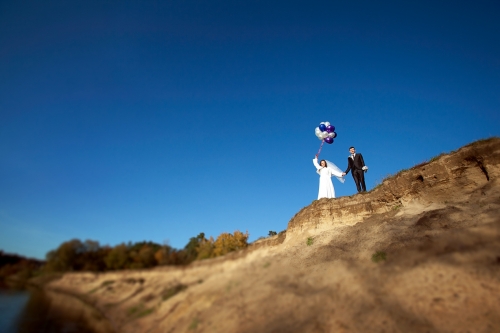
342, 172, 346, 176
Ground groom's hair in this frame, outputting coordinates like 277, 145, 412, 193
349, 146, 355, 150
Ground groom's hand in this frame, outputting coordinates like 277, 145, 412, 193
342, 172, 346, 176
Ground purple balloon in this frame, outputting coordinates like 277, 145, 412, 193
326, 125, 334, 133
331, 131, 337, 138
324, 137, 333, 144
319, 123, 327, 132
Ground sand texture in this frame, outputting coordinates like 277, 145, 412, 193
43, 138, 500, 333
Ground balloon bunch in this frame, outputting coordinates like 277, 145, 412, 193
315, 121, 337, 157
315, 121, 337, 144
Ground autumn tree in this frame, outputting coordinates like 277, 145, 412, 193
154, 245, 178, 265
212, 230, 249, 257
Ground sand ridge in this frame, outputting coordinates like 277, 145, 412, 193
43, 138, 500, 333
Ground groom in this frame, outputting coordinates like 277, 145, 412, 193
342, 146, 367, 192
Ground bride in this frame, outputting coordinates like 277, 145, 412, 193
313, 156, 345, 199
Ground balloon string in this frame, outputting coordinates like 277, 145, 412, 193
317, 141, 324, 157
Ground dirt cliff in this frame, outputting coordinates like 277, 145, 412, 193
42, 138, 500, 333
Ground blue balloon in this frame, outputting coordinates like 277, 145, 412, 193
331, 132, 337, 138
319, 123, 327, 132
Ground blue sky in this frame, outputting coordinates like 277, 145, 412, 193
1, 0, 499, 259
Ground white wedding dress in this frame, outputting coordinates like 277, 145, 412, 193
313, 157, 345, 199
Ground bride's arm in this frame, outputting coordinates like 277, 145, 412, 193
313, 157, 321, 169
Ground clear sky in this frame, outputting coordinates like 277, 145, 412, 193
1, 0, 499, 260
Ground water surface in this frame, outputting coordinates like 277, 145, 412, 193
0, 291, 30, 333
1, 289, 97, 333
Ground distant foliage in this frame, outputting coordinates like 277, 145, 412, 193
0, 251, 44, 288
154, 246, 177, 265
129, 243, 160, 269
196, 237, 215, 260
212, 230, 249, 257
43, 230, 251, 273
184, 233, 208, 264
268, 231, 277, 236
45, 239, 109, 272
104, 244, 129, 270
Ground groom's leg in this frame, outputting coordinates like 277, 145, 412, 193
359, 171, 367, 191
352, 172, 362, 192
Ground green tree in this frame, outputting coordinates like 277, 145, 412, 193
104, 244, 129, 270
130, 245, 156, 269
183, 233, 207, 264
196, 237, 215, 260
45, 239, 109, 272
79, 246, 110, 271
45, 239, 85, 272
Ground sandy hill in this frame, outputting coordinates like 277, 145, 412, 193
39, 138, 500, 333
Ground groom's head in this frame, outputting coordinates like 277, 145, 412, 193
349, 147, 355, 154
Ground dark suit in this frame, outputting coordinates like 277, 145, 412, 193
344, 153, 366, 192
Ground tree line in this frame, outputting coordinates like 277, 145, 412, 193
0, 251, 44, 289
43, 231, 249, 272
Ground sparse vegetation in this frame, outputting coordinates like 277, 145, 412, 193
88, 287, 99, 294
371, 251, 387, 263
225, 280, 239, 293
137, 308, 154, 318
162, 284, 187, 301
127, 303, 154, 319
413, 161, 429, 168
189, 318, 199, 330
429, 153, 445, 163
268, 231, 277, 236
469, 137, 495, 146
127, 305, 139, 316
101, 280, 115, 287
374, 173, 395, 188
393, 205, 402, 211
306, 237, 314, 246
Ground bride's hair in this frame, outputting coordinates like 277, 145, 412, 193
320, 159, 327, 167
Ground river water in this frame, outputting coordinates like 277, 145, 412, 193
0, 289, 96, 333
0, 291, 29, 333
